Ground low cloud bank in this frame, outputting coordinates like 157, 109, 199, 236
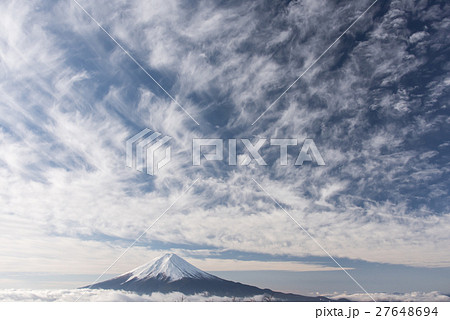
0, 289, 274, 302
0, 289, 449, 302
328, 291, 450, 302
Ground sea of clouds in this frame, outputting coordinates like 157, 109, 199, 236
0, 289, 273, 302
0, 289, 448, 302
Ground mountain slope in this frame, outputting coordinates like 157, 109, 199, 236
82, 253, 334, 301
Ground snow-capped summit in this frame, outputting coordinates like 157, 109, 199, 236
124, 253, 216, 282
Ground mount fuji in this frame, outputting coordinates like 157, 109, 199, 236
82, 253, 336, 301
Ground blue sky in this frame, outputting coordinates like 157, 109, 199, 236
0, 0, 449, 296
